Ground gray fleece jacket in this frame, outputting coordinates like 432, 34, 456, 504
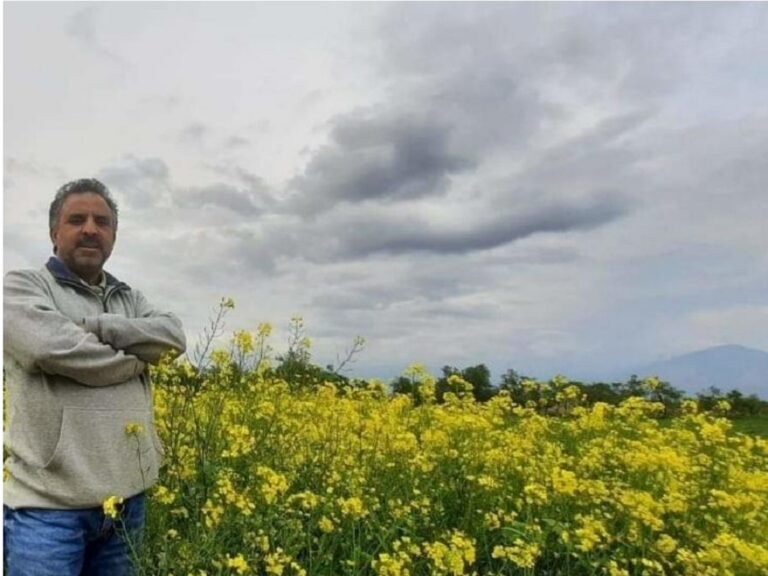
3, 257, 186, 509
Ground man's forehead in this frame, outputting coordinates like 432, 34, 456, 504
61, 192, 112, 213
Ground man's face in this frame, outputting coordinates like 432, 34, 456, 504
50, 192, 116, 284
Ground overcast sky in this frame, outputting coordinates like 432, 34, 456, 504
5, 2, 768, 382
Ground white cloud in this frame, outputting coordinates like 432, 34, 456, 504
5, 3, 767, 382
684, 306, 768, 352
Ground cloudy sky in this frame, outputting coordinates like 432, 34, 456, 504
5, 2, 768, 382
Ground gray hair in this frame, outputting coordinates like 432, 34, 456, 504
49, 178, 119, 232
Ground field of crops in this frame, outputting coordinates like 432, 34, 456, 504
730, 418, 768, 438
133, 330, 768, 576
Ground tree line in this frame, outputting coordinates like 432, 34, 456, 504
389, 364, 768, 418
265, 338, 768, 417
199, 308, 767, 419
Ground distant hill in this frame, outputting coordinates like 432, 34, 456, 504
622, 345, 768, 399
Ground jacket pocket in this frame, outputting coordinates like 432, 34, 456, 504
41, 415, 64, 470
42, 407, 160, 503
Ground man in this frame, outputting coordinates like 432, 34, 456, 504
3, 178, 186, 575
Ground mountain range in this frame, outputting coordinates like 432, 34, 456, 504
615, 344, 768, 399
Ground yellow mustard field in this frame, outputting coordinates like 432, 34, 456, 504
137, 331, 768, 576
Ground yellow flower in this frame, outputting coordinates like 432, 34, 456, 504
102, 495, 124, 519
373, 552, 411, 576
551, 468, 578, 496
153, 484, 176, 505
423, 531, 476, 575
656, 534, 678, 556
257, 322, 273, 338
225, 553, 249, 574
221, 297, 236, 309
255, 466, 289, 505
608, 560, 630, 576
523, 482, 548, 505
574, 514, 610, 552
264, 548, 292, 576
338, 496, 367, 519
681, 399, 699, 414
141, 331, 768, 574
124, 422, 144, 436
318, 516, 335, 534
713, 399, 732, 414
202, 498, 225, 529
233, 330, 255, 354
491, 539, 540, 569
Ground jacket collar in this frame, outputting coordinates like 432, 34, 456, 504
46, 257, 130, 291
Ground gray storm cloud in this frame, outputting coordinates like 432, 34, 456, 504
289, 111, 475, 214
65, 5, 126, 65
178, 123, 210, 145
172, 183, 267, 216
97, 156, 171, 209
7, 2, 766, 381
279, 5, 650, 262
323, 191, 630, 259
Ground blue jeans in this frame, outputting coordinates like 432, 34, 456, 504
3, 492, 145, 576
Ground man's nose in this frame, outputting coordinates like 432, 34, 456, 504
82, 217, 98, 234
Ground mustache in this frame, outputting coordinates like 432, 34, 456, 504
77, 240, 103, 249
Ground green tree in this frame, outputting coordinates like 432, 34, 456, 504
391, 375, 416, 397
644, 377, 683, 417
498, 369, 532, 405
436, 364, 497, 402
580, 382, 622, 405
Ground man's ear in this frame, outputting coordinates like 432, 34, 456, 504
50, 227, 58, 254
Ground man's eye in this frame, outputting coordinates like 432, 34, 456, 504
68, 216, 85, 224
96, 218, 111, 227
